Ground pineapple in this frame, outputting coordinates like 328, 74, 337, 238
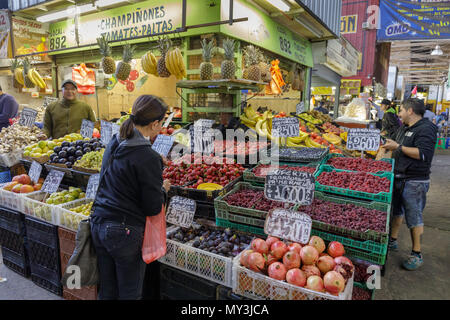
97, 35, 116, 74
221, 38, 236, 80
244, 45, 262, 82
199, 38, 215, 80
259, 53, 271, 83
157, 37, 171, 78
22, 58, 34, 88
115, 44, 136, 81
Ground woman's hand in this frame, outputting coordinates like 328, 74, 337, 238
163, 179, 171, 192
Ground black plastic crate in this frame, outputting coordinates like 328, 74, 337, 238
195, 201, 215, 220
159, 264, 218, 300
2, 247, 30, 278
24, 215, 59, 249
0, 227, 26, 254
27, 239, 61, 273
31, 272, 63, 296
216, 285, 247, 300
0, 207, 25, 235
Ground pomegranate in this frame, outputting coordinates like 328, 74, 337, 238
287, 242, 302, 255
268, 262, 287, 281
301, 265, 321, 278
308, 236, 326, 254
264, 253, 278, 267
282, 251, 301, 270
327, 241, 345, 258
286, 268, 307, 287
265, 236, 279, 248
317, 255, 336, 274
240, 249, 254, 268
251, 238, 269, 255
319, 252, 331, 257
247, 252, 265, 273
323, 271, 345, 295
300, 245, 319, 265
334, 256, 355, 282
306, 275, 324, 292
270, 241, 288, 260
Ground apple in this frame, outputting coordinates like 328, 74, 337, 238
167, 127, 174, 135
20, 185, 34, 194
12, 174, 31, 185
33, 183, 42, 191
12, 184, 23, 193
3, 181, 19, 191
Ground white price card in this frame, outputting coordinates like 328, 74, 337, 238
28, 161, 42, 185
296, 102, 305, 115
100, 120, 113, 146
265, 169, 315, 205
347, 128, 381, 151
166, 196, 197, 228
19, 107, 38, 128
264, 208, 312, 244
86, 173, 100, 199
152, 134, 175, 157
190, 126, 215, 154
272, 117, 300, 137
41, 169, 65, 194
80, 119, 95, 139
111, 123, 120, 137
163, 112, 175, 128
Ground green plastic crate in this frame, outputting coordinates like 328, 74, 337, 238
323, 153, 395, 174
295, 191, 390, 244
215, 217, 266, 237
314, 166, 394, 203
345, 247, 386, 265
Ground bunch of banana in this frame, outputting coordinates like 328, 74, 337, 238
305, 136, 327, 148
240, 105, 260, 128
28, 68, 46, 89
165, 47, 187, 80
286, 132, 308, 147
11, 59, 24, 86
141, 51, 158, 75
255, 111, 276, 142
322, 133, 342, 146
299, 113, 322, 125
340, 131, 348, 142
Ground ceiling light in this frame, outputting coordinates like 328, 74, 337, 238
95, 0, 130, 8
36, 4, 97, 23
431, 45, 443, 56
266, 0, 290, 12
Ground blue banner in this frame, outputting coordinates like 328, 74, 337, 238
378, 0, 450, 41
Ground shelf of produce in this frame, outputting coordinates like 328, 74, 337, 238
323, 154, 395, 174
314, 167, 394, 204
243, 162, 319, 186
215, 218, 266, 237
176, 79, 267, 91
55, 198, 93, 232
21, 191, 61, 225
231, 250, 354, 300
0, 183, 29, 212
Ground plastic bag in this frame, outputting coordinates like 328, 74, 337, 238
142, 205, 167, 264
72, 63, 96, 95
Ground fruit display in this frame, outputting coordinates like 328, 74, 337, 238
159, 124, 181, 136
116, 44, 136, 81
24, 133, 83, 160
21, 58, 46, 89
224, 188, 293, 212
45, 187, 85, 205
274, 146, 328, 162
199, 38, 215, 81
97, 34, 116, 74
237, 236, 353, 296
309, 110, 332, 123
48, 138, 104, 168
165, 47, 187, 80
316, 171, 391, 194
73, 149, 105, 172
221, 38, 236, 80
297, 199, 387, 233
2, 174, 43, 194
252, 164, 316, 177
69, 201, 93, 216
157, 37, 171, 78
163, 154, 244, 188
0, 124, 46, 154
326, 157, 392, 173
352, 286, 372, 300
60, 200, 94, 231
219, 140, 270, 157
298, 112, 323, 125
243, 45, 263, 82
322, 122, 344, 135
11, 59, 24, 86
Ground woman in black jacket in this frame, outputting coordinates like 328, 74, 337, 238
380, 99, 401, 139
90, 95, 171, 300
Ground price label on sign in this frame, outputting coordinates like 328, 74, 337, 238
80, 119, 95, 138
190, 126, 215, 154
296, 102, 305, 115
43, 97, 58, 109
272, 117, 300, 137
19, 107, 38, 128
194, 119, 215, 128
163, 112, 175, 128
111, 123, 120, 137
41, 169, 65, 194
100, 120, 113, 146
152, 134, 175, 157
86, 173, 100, 199
347, 128, 381, 151
28, 161, 42, 184
265, 169, 315, 205
166, 196, 196, 228
264, 208, 312, 244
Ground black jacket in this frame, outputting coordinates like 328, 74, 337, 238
382, 108, 400, 139
393, 118, 438, 180
91, 128, 166, 227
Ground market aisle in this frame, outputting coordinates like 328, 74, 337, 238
375, 149, 450, 300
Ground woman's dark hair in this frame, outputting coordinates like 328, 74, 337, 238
120, 95, 168, 140
401, 98, 425, 117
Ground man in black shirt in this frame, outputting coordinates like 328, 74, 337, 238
382, 98, 437, 271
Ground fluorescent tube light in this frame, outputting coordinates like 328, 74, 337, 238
36, 4, 97, 23
267, 0, 290, 12
95, 0, 130, 8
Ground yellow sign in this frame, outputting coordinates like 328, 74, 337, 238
312, 87, 333, 95
341, 15, 358, 34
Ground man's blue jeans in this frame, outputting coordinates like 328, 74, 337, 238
90, 216, 146, 300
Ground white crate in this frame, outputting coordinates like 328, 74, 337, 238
0, 183, 28, 212
56, 198, 93, 232
231, 250, 354, 300
21, 191, 59, 225
0, 149, 23, 167
158, 227, 234, 287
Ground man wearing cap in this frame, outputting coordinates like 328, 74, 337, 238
43, 80, 96, 139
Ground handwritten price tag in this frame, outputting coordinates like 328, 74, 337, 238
19, 107, 38, 128
28, 161, 42, 184
152, 134, 175, 157
347, 128, 381, 151
264, 208, 312, 244
190, 126, 215, 154
272, 117, 300, 137
86, 173, 100, 199
265, 169, 315, 205
296, 102, 305, 115
100, 120, 113, 146
111, 123, 120, 137
166, 196, 196, 228
41, 169, 65, 194
80, 119, 95, 138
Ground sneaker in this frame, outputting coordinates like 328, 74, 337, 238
402, 254, 423, 271
388, 239, 398, 251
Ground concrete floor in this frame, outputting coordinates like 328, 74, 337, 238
0, 149, 449, 300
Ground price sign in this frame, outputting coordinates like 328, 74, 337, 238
264, 208, 312, 244
190, 125, 215, 154
28, 161, 42, 184
100, 120, 113, 146
80, 119, 95, 138
111, 123, 120, 137
194, 119, 215, 128
166, 196, 197, 228
296, 102, 305, 115
19, 107, 38, 127
152, 134, 175, 157
265, 169, 315, 205
347, 128, 381, 151
43, 97, 58, 109
86, 173, 100, 199
163, 112, 175, 128
272, 117, 300, 137
41, 169, 65, 194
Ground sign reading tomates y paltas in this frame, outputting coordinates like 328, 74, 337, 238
166, 196, 196, 228
347, 128, 380, 151
265, 169, 315, 205
264, 208, 312, 244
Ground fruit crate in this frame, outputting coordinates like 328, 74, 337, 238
0, 183, 28, 212
231, 250, 354, 300
352, 282, 375, 300
0, 170, 11, 183
323, 153, 395, 174
0, 206, 25, 235
158, 226, 235, 287
295, 191, 391, 244
243, 161, 319, 186
314, 166, 394, 203
21, 191, 60, 225
216, 284, 248, 300
349, 257, 381, 285
0, 149, 23, 167
215, 218, 266, 237
2, 246, 30, 278
345, 246, 386, 266
269, 146, 329, 163
55, 198, 93, 232
195, 200, 216, 221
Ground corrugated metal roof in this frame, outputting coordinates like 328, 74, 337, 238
297, 0, 342, 37
8, 0, 50, 11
